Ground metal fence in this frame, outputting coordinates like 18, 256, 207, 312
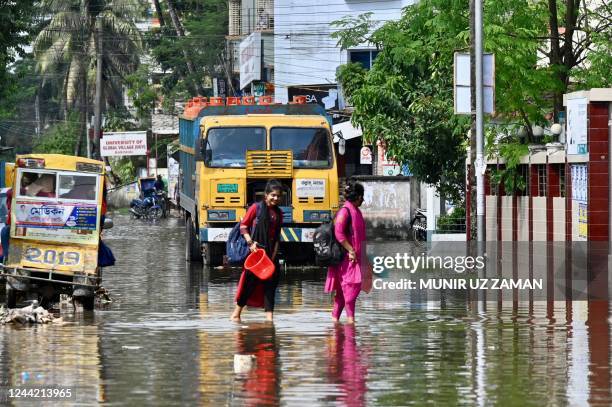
435, 216, 466, 234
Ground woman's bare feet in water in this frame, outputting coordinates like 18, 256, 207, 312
265, 311, 273, 321
230, 305, 243, 322
346, 317, 355, 324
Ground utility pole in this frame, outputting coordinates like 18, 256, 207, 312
475, 0, 485, 245
93, 17, 103, 160
35, 94, 40, 139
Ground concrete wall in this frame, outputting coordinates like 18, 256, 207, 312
107, 181, 140, 209
533, 197, 547, 241
518, 196, 529, 241
352, 176, 415, 240
553, 197, 565, 241
486, 195, 497, 240
501, 196, 512, 241
273, 0, 414, 103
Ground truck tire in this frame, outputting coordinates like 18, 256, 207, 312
202, 242, 224, 267
185, 217, 202, 262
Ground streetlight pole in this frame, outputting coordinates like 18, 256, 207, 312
475, 0, 485, 244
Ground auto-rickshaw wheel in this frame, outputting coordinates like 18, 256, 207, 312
73, 296, 94, 310
5, 287, 18, 308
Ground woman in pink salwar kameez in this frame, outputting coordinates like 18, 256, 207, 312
325, 182, 372, 324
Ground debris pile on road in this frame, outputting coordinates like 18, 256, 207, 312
0, 301, 58, 324
95, 287, 112, 304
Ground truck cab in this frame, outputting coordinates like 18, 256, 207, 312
179, 97, 339, 265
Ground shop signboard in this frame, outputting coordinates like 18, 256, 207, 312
239, 32, 262, 90
288, 85, 339, 110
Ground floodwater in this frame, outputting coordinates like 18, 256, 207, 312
1, 213, 611, 406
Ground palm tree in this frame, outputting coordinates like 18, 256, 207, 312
34, 0, 143, 155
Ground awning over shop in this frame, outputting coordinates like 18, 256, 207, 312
332, 121, 362, 143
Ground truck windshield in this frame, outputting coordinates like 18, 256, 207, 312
270, 127, 332, 168
204, 127, 266, 167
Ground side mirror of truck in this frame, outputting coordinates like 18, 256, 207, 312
196, 139, 208, 162
103, 217, 114, 230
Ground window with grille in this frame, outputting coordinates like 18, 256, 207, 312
229, 0, 241, 36
255, 0, 273, 31
538, 165, 547, 196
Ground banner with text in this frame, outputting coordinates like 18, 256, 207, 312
12, 200, 99, 244
101, 131, 147, 157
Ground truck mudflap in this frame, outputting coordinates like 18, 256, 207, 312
200, 227, 316, 242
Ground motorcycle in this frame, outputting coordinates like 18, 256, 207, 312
410, 208, 427, 245
129, 195, 162, 220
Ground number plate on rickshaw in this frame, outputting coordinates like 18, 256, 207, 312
17, 243, 91, 272
24, 247, 81, 266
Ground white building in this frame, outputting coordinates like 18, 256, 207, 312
273, 0, 414, 105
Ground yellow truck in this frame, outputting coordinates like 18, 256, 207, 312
179, 96, 339, 265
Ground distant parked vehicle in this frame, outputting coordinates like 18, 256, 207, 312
129, 195, 162, 220
410, 208, 427, 244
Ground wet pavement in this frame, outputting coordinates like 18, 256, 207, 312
1, 213, 611, 406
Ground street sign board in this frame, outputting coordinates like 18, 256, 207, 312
100, 131, 147, 157
454, 53, 495, 114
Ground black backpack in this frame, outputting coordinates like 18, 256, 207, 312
314, 207, 351, 266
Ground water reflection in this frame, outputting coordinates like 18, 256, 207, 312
0, 316, 105, 405
326, 324, 368, 407
0, 216, 610, 405
234, 323, 280, 406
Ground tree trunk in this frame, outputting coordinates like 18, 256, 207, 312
152, 0, 165, 26
166, 0, 203, 95
75, 73, 87, 156
548, 0, 563, 118
561, 0, 579, 90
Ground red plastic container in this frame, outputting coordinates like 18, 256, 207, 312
244, 249, 275, 280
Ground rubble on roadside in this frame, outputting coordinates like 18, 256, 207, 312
0, 301, 59, 324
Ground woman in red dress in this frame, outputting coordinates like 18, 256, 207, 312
231, 180, 283, 322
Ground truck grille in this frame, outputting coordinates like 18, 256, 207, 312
246, 150, 293, 179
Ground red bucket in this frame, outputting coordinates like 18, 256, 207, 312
244, 249, 275, 280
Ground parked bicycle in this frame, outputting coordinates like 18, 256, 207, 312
410, 208, 427, 244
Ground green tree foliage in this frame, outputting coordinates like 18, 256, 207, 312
334, 0, 611, 199
148, 0, 228, 102
33, 112, 80, 154
0, 0, 37, 102
33, 0, 144, 155
124, 64, 158, 124
334, 3, 471, 202
34, 0, 143, 108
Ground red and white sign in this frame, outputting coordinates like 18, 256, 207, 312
360, 146, 372, 164
100, 131, 147, 157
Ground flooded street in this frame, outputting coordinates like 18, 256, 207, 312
1, 213, 611, 406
